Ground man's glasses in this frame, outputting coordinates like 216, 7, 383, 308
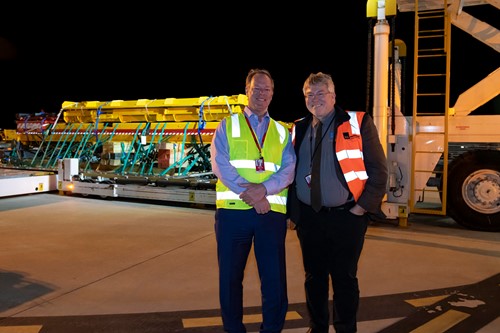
305, 91, 332, 99
251, 87, 272, 95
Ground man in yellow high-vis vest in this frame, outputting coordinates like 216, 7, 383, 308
211, 68, 296, 333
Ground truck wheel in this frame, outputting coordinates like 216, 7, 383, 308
447, 150, 500, 231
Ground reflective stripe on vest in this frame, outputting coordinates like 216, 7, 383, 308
216, 113, 289, 213
216, 191, 287, 206
335, 111, 368, 201
230, 159, 281, 172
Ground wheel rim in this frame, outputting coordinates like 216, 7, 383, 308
461, 169, 500, 214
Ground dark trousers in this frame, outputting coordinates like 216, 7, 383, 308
215, 208, 288, 333
296, 202, 368, 333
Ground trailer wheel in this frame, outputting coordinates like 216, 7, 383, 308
447, 150, 500, 231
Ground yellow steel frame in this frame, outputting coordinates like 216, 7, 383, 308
13, 95, 249, 145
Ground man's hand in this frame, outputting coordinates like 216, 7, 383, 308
239, 183, 267, 206
349, 204, 366, 216
253, 198, 271, 214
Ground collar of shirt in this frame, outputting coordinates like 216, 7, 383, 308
244, 107, 270, 142
244, 107, 270, 126
313, 110, 335, 131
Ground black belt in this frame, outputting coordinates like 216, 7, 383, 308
318, 201, 355, 213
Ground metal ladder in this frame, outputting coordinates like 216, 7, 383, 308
410, 0, 451, 215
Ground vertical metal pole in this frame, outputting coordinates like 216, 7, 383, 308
372, 1, 390, 156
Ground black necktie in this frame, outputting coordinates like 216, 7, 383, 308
311, 121, 323, 212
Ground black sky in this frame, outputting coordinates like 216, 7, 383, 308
0, 3, 498, 130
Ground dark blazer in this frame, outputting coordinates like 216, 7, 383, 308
287, 105, 388, 226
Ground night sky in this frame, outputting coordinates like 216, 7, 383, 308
0, 4, 497, 130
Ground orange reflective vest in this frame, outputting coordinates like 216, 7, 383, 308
335, 111, 368, 201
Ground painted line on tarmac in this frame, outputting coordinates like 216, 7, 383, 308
0, 326, 42, 333
379, 273, 500, 332
0, 274, 497, 333
183, 311, 303, 328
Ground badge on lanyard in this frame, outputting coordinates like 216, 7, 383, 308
255, 157, 265, 172
305, 174, 312, 187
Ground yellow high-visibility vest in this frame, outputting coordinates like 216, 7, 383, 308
216, 113, 289, 213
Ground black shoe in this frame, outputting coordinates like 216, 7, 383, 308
306, 328, 329, 333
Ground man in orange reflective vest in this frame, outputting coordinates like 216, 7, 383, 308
287, 72, 388, 333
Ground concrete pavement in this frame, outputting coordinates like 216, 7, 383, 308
0, 193, 499, 332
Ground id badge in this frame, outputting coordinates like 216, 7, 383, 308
255, 157, 265, 172
305, 174, 311, 188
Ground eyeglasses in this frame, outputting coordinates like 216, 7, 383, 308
305, 91, 332, 99
251, 87, 272, 95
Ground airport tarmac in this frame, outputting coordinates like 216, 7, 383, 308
0, 192, 499, 333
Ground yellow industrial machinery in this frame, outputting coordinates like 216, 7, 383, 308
11, 94, 247, 146
1, 95, 250, 202
1, 93, 295, 203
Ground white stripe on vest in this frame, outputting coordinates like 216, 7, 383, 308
336, 149, 364, 161
216, 191, 287, 205
344, 170, 369, 182
230, 159, 280, 172
347, 111, 361, 135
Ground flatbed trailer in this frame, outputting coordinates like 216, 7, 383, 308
0, 167, 57, 197
56, 158, 216, 205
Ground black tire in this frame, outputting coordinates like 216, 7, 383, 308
447, 150, 500, 232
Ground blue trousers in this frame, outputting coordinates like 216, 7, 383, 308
215, 208, 288, 333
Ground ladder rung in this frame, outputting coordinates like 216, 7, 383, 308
418, 34, 445, 39
416, 93, 445, 96
420, 29, 445, 34
411, 207, 447, 215
418, 73, 446, 77
418, 54, 446, 58
415, 150, 443, 155
418, 13, 445, 19
415, 112, 446, 116
415, 131, 445, 135
419, 48, 445, 52
415, 131, 446, 135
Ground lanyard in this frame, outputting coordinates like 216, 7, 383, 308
244, 116, 269, 158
